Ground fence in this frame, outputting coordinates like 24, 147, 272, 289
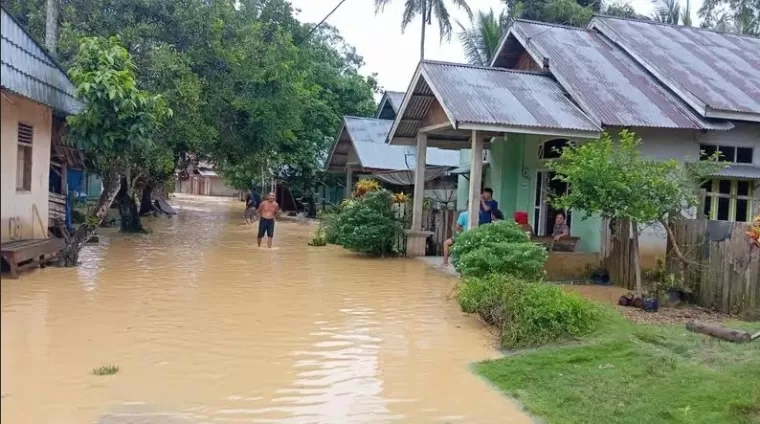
394, 204, 456, 257
666, 218, 759, 317
604, 218, 760, 316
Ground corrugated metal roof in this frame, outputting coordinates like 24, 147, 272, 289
590, 17, 760, 122
197, 169, 218, 177
711, 163, 760, 179
326, 116, 459, 171
420, 61, 601, 134
344, 116, 392, 144
1, 8, 82, 114
499, 20, 732, 130
385, 91, 405, 113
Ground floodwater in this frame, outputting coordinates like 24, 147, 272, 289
1, 196, 531, 424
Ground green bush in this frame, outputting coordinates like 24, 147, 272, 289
318, 211, 341, 245
331, 190, 403, 256
456, 275, 601, 348
450, 220, 547, 279
502, 282, 600, 347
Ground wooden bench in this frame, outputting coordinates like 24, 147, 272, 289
531, 236, 580, 252
1, 238, 65, 279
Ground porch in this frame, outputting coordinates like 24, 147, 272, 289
387, 61, 602, 257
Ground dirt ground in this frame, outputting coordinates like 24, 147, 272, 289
561, 284, 732, 325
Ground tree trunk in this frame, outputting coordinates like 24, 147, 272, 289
59, 175, 121, 267
45, 0, 58, 54
139, 182, 155, 216
116, 177, 145, 233
686, 321, 754, 343
631, 220, 643, 296
420, 0, 426, 60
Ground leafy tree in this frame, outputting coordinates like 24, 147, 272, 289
699, 0, 759, 34
604, 2, 649, 19
332, 190, 404, 256
375, 0, 473, 59
62, 36, 171, 264
546, 130, 722, 295
456, 8, 507, 66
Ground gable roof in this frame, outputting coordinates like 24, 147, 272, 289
324, 116, 458, 171
389, 60, 601, 143
491, 19, 732, 130
590, 16, 760, 122
1, 8, 81, 114
375, 90, 406, 119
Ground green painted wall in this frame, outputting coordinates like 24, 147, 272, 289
459, 134, 603, 253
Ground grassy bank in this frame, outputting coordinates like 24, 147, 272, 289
476, 313, 760, 424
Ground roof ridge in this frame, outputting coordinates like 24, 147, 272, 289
343, 115, 390, 121
592, 14, 760, 40
513, 18, 590, 32
421, 59, 550, 77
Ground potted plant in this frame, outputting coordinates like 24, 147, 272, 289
642, 289, 659, 312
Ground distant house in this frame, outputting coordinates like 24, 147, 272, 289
175, 161, 239, 197
322, 90, 459, 209
387, 17, 760, 260
1, 7, 82, 242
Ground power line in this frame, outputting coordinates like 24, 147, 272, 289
296, 0, 351, 46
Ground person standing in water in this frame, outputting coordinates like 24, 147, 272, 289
257, 192, 279, 248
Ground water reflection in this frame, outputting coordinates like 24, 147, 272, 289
1, 196, 530, 424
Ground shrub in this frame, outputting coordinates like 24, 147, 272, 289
502, 282, 600, 347
318, 211, 341, 245
456, 275, 601, 348
331, 189, 403, 256
451, 221, 547, 279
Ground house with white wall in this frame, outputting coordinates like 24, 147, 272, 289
386, 17, 759, 263
1, 7, 82, 243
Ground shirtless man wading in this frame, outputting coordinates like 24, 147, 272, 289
257, 192, 279, 248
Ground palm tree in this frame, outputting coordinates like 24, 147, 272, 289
456, 8, 506, 66
375, 0, 473, 60
652, 0, 682, 24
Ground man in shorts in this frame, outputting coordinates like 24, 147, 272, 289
257, 192, 279, 248
441, 207, 469, 267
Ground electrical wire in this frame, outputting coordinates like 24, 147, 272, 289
296, 0, 351, 45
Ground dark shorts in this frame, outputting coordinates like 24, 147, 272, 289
258, 218, 275, 238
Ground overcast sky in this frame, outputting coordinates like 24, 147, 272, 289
289, 0, 703, 95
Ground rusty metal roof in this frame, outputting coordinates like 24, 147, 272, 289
493, 20, 733, 130
324, 116, 458, 171
1, 8, 81, 114
418, 61, 601, 135
590, 17, 760, 122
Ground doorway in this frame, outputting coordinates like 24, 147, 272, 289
533, 170, 572, 236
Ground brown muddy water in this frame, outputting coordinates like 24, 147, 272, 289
1, 197, 530, 424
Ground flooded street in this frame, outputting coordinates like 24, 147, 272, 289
1, 197, 530, 424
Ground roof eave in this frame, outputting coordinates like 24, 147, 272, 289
458, 122, 601, 139
704, 107, 760, 123
323, 120, 349, 170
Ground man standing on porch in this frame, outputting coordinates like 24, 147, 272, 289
480, 188, 498, 225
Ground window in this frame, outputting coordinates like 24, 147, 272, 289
538, 139, 570, 160
16, 123, 33, 191
701, 179, 754, 222
700, 143, 754, 164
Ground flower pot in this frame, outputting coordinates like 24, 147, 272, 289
642, 298, 659, 312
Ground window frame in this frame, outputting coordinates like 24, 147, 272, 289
702, 178, 754, 222
699, 143, 754, 164
16, 122, 34, 193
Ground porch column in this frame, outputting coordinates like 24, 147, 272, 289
405, 131, 433, 257
411, 132, 427, 231
467, 130, 485, 230
345, 166, 353, 198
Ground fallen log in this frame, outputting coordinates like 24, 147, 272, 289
685, 321, 753, 343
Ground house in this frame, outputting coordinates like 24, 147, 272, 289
322, 91, 459, 208
1, 7, 82, 243
175, 161, 240, 197
387, 17, 759, 263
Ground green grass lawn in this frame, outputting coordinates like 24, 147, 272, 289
476, 313, 760, 424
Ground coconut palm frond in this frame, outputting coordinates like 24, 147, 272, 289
455, 8, 506, 66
